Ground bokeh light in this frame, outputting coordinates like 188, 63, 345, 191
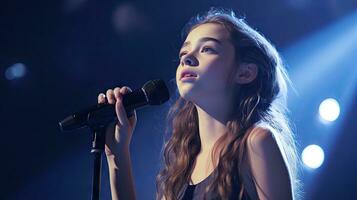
319, 98, 340, 122
302, 144, 325, 169
5, 63, 27, 80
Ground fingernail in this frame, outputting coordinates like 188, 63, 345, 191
120, 87, 127, 93
114, 92, 121, 99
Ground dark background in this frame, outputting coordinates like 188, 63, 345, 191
1, 0, 356, 199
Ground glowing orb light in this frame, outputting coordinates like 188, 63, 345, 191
319, 98, 340, 122
302, 144, 325, 169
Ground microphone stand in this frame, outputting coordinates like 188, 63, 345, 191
58, 79, 170, 200
90, 126, 106, 200
86, 107, 134, 200
87, 110, 115, 200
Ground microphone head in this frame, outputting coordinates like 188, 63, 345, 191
142, 79, 170, 105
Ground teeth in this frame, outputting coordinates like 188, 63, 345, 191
184, 73, 196, 77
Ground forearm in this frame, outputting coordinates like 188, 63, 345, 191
107, 148, 136, 200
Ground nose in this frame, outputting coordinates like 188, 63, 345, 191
181, 54, 198, 66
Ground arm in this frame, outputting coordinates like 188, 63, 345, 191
98, 86, 137, 200
244, 127, 293, 200
107, 149, 136, 200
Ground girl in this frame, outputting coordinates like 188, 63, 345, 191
98, 8, 299, 200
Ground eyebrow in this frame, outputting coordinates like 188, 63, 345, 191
181, 37, 222, 49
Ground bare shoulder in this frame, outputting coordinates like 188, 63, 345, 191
246, 126, 277, 156
242, 125, 293, 200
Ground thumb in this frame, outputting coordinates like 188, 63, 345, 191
114, 95, 130, 128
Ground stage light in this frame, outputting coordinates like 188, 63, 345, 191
5, 63, 27, 80
112, 3, 150, 35
319, 98, 340, 122
302, 144, 325, 169
282, 11, 357, 190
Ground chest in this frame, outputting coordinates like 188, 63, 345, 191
190, 152, 216, 185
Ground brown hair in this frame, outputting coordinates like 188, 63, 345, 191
156, 8, 299, 200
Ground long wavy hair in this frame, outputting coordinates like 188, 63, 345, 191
156, 8, 300, 200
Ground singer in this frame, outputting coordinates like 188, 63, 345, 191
98, 8, 299, 200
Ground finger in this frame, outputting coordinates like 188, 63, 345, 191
97, 93, 106, 104
115, 97, 130, 127
106, 89, 115, 104
119, 86, 132, 95
113, 87, 122, 100
118, 86, 137, 121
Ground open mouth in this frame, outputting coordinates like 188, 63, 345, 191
180, 71, 198, 80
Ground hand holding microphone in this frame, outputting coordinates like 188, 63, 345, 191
58, 79, 170, 156
58, 79, 169, 200
98, 86, 137, 156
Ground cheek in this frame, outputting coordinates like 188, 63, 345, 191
175, 66, 181, 82
175, 66, 185, 91
200, 61, 236, 92
202, 59, 231, 80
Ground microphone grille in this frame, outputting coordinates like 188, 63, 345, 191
142, 79, 170, 105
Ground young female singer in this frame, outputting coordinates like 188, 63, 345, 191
98, 8, 299, 200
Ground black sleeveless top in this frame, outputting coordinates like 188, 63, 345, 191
178, 170, 249, 200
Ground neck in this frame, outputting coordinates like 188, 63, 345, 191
194, 93, 233, 153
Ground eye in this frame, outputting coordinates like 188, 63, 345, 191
201, 46, 216, 53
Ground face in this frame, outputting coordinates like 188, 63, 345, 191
176, 23, 237, 103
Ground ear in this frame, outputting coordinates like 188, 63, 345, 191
235, 63, 258, 84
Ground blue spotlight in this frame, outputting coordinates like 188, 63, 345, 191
5, 63, 27, 80
319, 98, 340, 122
302, 144, 325, 169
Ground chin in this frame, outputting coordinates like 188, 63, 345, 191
177, 79, 203, 101
177, 87, 193, 101
178, 88, 201, 103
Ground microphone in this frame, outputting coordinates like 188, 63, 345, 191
59, 79, 170, 131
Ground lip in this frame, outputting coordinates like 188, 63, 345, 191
180, 69, 198, 81
180, 76, 197, 82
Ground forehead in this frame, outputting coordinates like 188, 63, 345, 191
184, 23, 231, 43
